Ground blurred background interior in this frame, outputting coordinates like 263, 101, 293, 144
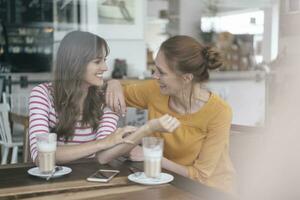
0, 0, 299, 195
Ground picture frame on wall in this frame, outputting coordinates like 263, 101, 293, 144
83, 0, 144, 39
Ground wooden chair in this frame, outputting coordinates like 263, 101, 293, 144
9, 112, 30, 163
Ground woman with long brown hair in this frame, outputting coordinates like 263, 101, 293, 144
107, 35, 236, 194
29, 31, 179, 164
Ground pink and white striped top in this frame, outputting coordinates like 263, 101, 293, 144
29, 83, 119, 162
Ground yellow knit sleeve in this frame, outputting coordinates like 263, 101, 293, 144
123, 80, 157, 109
187, 106, 232, 181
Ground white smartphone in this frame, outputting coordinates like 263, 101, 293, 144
86, 169, 120, 183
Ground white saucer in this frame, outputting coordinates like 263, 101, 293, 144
128, 172, 174, 185
27, 166, 72, 179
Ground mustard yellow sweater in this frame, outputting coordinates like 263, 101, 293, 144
124, 80, 236, 193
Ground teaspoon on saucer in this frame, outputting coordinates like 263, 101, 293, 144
46, 166, 63, 181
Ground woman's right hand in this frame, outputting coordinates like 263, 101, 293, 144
148, 114, 180, 133
106, 80, 127, 116
105, 126, 137, 148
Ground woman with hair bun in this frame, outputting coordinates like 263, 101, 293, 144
106, 35, 235, 194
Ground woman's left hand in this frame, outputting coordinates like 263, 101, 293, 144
129, 146, 144, 161
106, 80, 127, 116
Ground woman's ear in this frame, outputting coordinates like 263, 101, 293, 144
182, 73, 193, 83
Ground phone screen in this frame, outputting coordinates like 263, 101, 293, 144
87, 169, 119, 182
93, 170, 118, 179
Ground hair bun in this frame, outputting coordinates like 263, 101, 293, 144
202, 46, 223, 70
202, 46, 209, 59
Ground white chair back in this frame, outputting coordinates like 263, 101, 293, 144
0, 103, 12, 145
2, 92, 29, 115
0, 102, 24, 164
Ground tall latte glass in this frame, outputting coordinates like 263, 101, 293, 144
37, 133, 57, 174
142, 137, 163, 178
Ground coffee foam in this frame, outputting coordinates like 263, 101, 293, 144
37, 141, 57, 152
143, 148, 162, 159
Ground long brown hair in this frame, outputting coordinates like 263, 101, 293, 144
159, 35, 222, 83
53, 31, 109, 141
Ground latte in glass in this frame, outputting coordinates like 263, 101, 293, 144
37, 133, 57, 174
143, 137, 163, 178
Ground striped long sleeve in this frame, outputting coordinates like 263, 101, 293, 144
29, 83, 118, 162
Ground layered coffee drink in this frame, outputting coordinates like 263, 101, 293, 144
143, 137, 163, 178
37, 133, 57, 174
144, 149, 162, 178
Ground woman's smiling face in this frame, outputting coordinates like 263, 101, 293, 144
152, 50, 185, 96
82, 54, 108, 88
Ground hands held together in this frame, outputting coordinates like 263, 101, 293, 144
105, 126, 137, 148
106, 114, 180, 148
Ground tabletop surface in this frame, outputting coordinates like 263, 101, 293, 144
0, 158, 234, 200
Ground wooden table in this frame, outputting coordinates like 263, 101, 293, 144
0, 158, 234, 200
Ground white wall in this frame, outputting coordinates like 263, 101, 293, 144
279, 0, 300, 58
207, 71, 266, 126
106, 40, 146, 78
262, 2, 279, 63
147, 0, 168, 18
145, 19, 169, 56
145, 0, 169, 56
179, 0, 202, 39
